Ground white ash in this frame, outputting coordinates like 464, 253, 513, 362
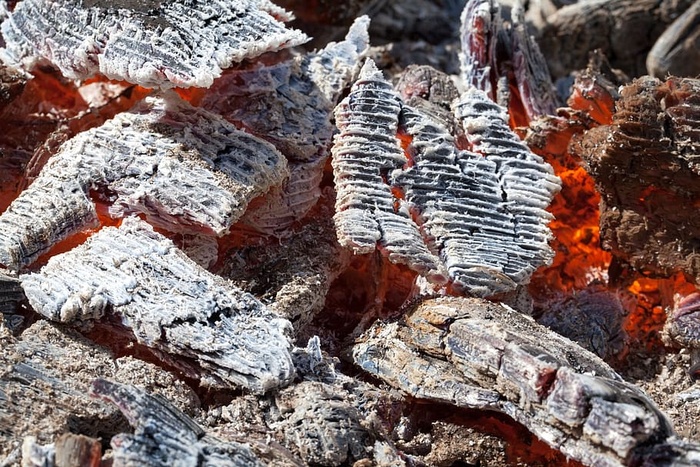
20, 217, 295, 394
1, 0, 308, 88
0, 92, 287, 270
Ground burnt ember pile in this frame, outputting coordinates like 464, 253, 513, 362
2, 0, 700, 466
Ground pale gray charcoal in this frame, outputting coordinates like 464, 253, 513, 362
20, 217, 295, 393
453, 87, 560, 285
352, 296, 697, 467
0, 92, 287, 270
1, 0, 308, 88
90, 379, 264, 467
332, 60, 446, 281
396, 97, 559, 296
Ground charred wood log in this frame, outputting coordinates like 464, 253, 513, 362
352, 296, 700, 466
20, 217, 295, 393
576, 76, 700, 285
647, 0, 700, 78
1, 0, 308, 88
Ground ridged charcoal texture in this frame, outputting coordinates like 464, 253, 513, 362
452, 88, 560, 291
0, 92, 287, 270
1, 0, 308, 88
91, 379, 264, 466
331, 60, 559, 296
20, 217, 295, 393
459, 0, 501, 100
332, 60, 445, 281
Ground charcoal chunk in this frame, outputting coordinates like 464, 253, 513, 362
0, 92, 287, 270
20, 217, 295, 393
91, 379, 264, 467
353, 296, 679, 466
1, 0, 308, 88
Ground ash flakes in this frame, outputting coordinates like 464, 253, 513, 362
0, 92, 287, 270
331, 59, 560, 297
1, 0, 309, 88
20, 217, 295, 393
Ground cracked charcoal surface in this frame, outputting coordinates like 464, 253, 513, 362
352, 296, 691, 467
91, 379, 264, 467
459, 0, 501, 100
0, 92, 287, 270
20, 217, 295, 393
1, 0, 308, 88
332, 60, 446, 280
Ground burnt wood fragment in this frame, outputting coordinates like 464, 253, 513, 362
20, 217, 295, 393
576, 76, 700, 285
352, 296, 697, 466
91, 379, 264, 467
1, 0, 308, 88
647, 0, 700, 78
0, 93, 287, 270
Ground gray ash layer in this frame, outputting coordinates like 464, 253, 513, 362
0, 92, 287, 271
1, 0, 308, 88
20, 217, 295, 393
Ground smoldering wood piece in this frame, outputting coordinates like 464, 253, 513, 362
1, 0, 308, 89
352, 296, 692, 466
331, 60, 445, 280
459, 0, 559, 121
202, 16, 370, 162
395, 98, 559, 296
509, 4, 559, 119
21, 433, 103, 467
575, 76, 700, 287
459, 0, 501, 100
537, 0, 695, 79
0, 93, 287, 270
223, 200, 351, 330
0, 320, 123, 461
90, 379, 264, 467
647, 1, 700, 78
20, 217, 295, 393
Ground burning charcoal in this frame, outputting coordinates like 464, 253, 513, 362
20, 217, 295, 393
537, 0, 695, 80
459, 0, 502, 101
459, 0, 559, 123
352, 296, 694, 466
90, 379, 264, 466
0, 92, 287, 270
647, 0, 700, 78
332, 60, 445, 281
0, 320, 124, 459
1, 0, 308, 88
536, 285, 626, 360
576, 76, 700, 284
